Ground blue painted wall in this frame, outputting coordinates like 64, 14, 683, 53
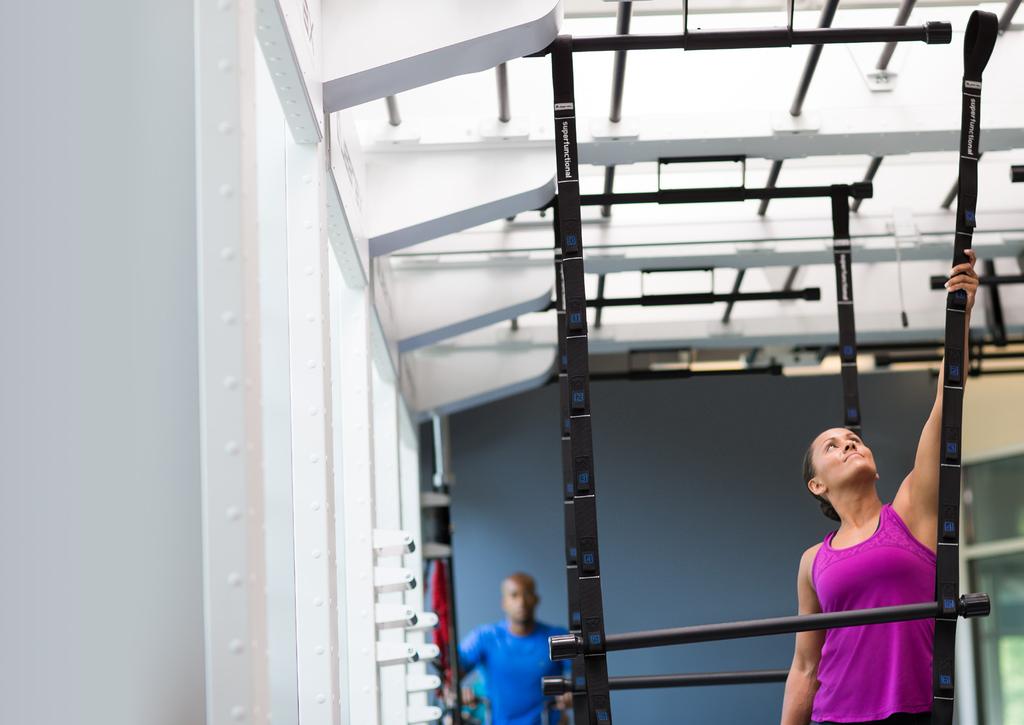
448, 370, 935, 723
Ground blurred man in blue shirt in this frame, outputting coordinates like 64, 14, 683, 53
459, 573, 570, 725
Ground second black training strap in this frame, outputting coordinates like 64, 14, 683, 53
930, 10, 997, 725
830, 186, 862, 432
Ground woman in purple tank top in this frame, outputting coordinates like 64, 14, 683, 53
779, 251, 979, 725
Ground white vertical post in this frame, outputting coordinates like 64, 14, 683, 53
256, 46, 299, 725
286, 129, 342, 722
399, 404, 435, 717
373, 363, 408, 725
195, 0, 270, 722
333, 270, 381, 724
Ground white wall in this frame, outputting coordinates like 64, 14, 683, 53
0, 3, 205, 724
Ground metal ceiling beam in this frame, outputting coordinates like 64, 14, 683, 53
601, 2, 634, 218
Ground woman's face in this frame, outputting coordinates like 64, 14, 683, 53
807, 427, 878, 498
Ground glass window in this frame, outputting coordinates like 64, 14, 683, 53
970, 554, 1024, 725
964, 454, 1024, 545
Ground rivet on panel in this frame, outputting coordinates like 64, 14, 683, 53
306, 360, 316, 369
227, 572, 243, 587
226, 506, 241, 521
313, 597, 324, 607
315, 645, 325, 655
221, 311, 237, 325
228, 638, 244, 654
312, 549, 321, 559
224, 441, 240, 455
303, 174, 312, 184
305, 266, 314, 276
218, 184, 234, 198
309, 454, 319, 463
308, 406, 319, 416
311, 502, 321, 511
220, 247, 236, 260
217, 59, 233, 73
223, 376, 239, 390
316, 694, 327, 704
230, 706, 246, 721
217, 122, 233, 135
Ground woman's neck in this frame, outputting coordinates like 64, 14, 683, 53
834, 492, 883, 530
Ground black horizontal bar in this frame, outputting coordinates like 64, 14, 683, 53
1012, 165, 1024, 183
550, 595, 988, 660
580, 182, 871, 206
545, 288, 820, 312
589, 365, 783, 382
543, 669, 788, 695
876, 350, 1024, 366
555, 22, 950, 53
929, 274, 1024, 289
606, 601, 939, 652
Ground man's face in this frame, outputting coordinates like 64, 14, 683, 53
501, 576, 539, 626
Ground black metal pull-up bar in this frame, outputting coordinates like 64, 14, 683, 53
542, 668, 790, 696
929, 274, 1024, 289
550, 594, 990, 660
544, 288, 820, 313
581, 181, 872, 207
531, 22, 950, 55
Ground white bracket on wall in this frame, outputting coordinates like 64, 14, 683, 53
406, 611, 440, 632
374, 567, 417, 593
407, 674, 443, 693
414, 643, 441, 662
408, 705, 445, 724
372, 528, 416, 556
376, 642, 419, 666
375, 603, 419, 629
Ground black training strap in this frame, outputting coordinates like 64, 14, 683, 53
830, 186, 862, 432
931, 11, 997, 725
551, 35, 613, 725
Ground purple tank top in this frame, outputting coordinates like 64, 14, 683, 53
811, 504, 936, 723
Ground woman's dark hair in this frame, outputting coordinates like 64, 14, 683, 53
803, 441, 841, 522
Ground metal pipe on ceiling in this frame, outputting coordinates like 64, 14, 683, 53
850, 157, 883, 213
876, 0, 917, 71
601, 2, 634, 218
496, 62, 511, 123
999, 0, 1022, 32
757, 160, 784, 216
790, 0, 842, 117
385, 95, 401, 127
763, 0, 840, 218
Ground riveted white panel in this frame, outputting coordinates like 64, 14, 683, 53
195, 0, 270, 722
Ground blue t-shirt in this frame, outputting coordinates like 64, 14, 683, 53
459, 620, 569, 725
